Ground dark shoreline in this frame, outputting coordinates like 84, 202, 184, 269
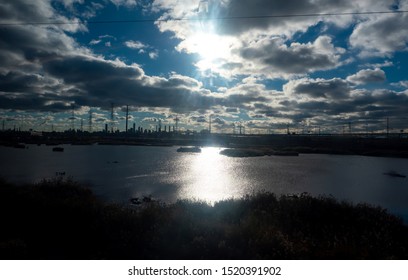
2, 129, 407, 158
1, 178, 408, 260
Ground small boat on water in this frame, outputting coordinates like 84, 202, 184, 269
52, 147, 64, 152
177, 146, 201, 153
383, 171, 406, 178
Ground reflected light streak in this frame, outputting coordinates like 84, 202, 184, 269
181, 147, 240, 204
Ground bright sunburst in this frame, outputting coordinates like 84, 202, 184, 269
186, 27, 232, 71
190, 32, 222, 61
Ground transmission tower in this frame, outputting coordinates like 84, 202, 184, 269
125, 105, 129, 133
110, 103, 114, 133
88, 110, 93, 132
71, 104, 75, 131
175, 115, 179, 132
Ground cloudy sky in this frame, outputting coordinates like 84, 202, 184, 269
1, 0, 408, 133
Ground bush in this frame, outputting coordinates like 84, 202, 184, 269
0, 179, 407, 259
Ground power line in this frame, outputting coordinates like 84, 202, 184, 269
1, 10, 407, 26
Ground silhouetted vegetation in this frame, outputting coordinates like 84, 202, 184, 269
1, 178, 407, 259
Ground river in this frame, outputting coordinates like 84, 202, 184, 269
1, 144, 407, 220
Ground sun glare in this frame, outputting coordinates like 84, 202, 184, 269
191, 33, 220, 61
188, 31, 231, 71
181, 147, 241, 204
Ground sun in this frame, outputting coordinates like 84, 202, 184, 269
190, 32, 221, 61
186, 30, 231, 71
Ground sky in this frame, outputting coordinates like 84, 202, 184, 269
1, 0, 408, 134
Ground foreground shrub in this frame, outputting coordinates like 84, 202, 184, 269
0, 179, 407, 259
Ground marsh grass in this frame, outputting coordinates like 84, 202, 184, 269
0, 178, 407, 259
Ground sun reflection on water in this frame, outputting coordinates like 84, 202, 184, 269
179, 147, 242, 204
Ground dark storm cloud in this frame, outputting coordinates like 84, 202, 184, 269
0, 0, 52, 22
215, 0, 355, 35
0, 92, 72, 112
0, 72, 44, 92
0, 0, 224, 113
43, 56, 144, 84
285, 78, 351, 99
0, 23, 76, 67
239, 36, 342, 75
41, 54, 222, 112
279, 88, 408, 128
2, 0, 407, 131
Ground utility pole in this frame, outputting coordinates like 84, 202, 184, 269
125, 105, 129, 133
89, 110, 93, 132
71, 104, 75, 131
110, 103, 114, 133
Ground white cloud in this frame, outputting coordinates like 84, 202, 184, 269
391, 80, 408, 89
350, 11, 408, 56
124, 40, 148, 50
347, 68, 386, 85
149, 50, 159, 59
110, 0, 138, 8
89, 39, 101, 45
2, 0, 408, 132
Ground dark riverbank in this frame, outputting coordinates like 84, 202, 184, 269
2, 130, 408, 158
1, 178, 407, 260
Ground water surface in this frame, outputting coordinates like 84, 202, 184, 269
1, 145, 407, 219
